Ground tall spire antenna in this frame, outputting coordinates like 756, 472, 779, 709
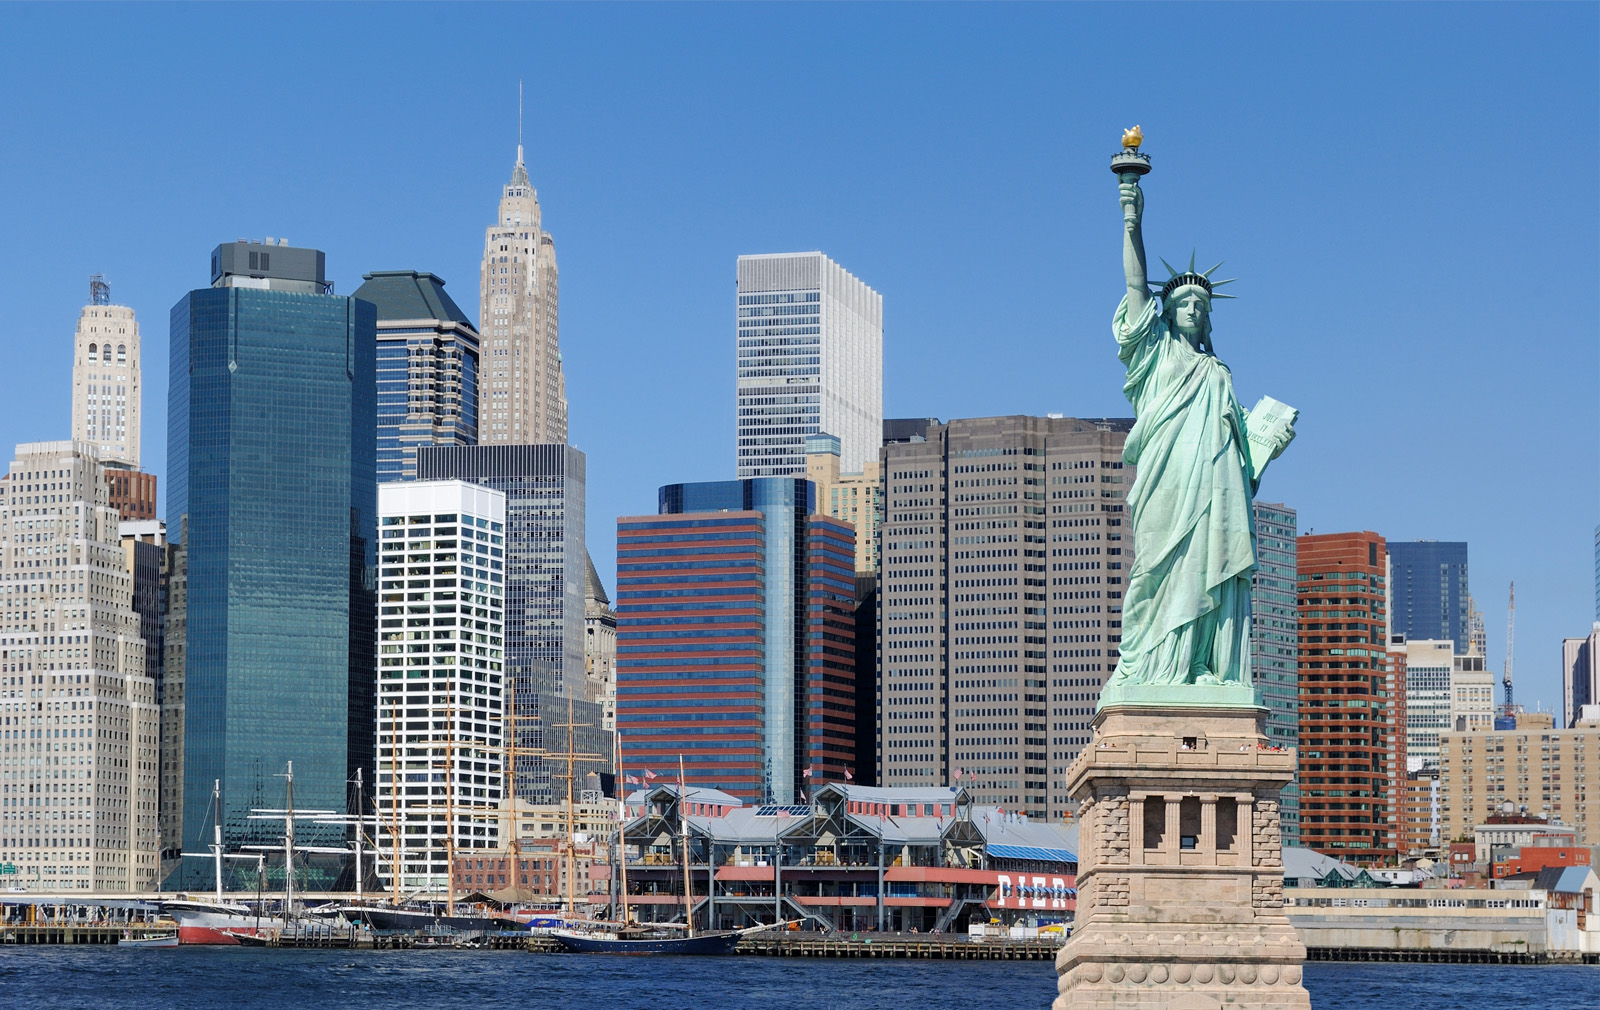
517, 80, 524, 162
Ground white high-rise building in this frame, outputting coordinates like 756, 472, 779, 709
736, 252, 882, 478
70, 276, 141, 468
480, 146, 566, 445
0, 441, 158, 891
375, 480, 506, 892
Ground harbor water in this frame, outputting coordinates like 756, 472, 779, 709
0, 947, 1590, 1009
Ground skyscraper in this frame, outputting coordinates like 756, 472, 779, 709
1563, 625, 1600, 728
1251, 501, 1300, 846
169, 240, 376, 876
875, 415, 1134, 821
416, 444, 604, 801
1296, 532, 1404, 862
0, 441, 159, 891
1386, 541, 1470, 653
351, 271, 481, 482
615, 478, 857, 803
735, 252, 882, 478
71, 275, 141, 469
582, 557, 617, 733
375, 480, 506, 891
479, 146, 565, 445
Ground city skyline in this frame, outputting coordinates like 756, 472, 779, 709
0, 4, 1594, 716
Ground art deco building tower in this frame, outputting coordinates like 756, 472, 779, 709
71, 275, 141, 468
480, 146, 566, 445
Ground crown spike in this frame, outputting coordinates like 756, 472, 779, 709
1188, 250, 1197, 272
1210, 278, 1238, 287
1202, 260, 1225, 278
1211, 293, 1237, 299
1159, 257, 1181, 279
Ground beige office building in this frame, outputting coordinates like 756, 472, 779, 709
1400, 638, 1496, 771
877, 415, 1134, 821
1438, 716, 1600, 846
806, 433, 883, 573
480, 145, 566, 445
0, 441, 157, 890
70, 277, 141, 468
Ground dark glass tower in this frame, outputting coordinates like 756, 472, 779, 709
170, 241, 376, 879
350, 271, 480, 482
1386, 541, 1469, 653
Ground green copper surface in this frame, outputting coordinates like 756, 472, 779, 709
1100, 159, 1296, 709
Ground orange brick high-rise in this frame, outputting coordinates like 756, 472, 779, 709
1296, 533, 1404, 863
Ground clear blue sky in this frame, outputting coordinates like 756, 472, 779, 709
0, 4, 1595, 712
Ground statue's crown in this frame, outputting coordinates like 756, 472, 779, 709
1156, 253, 1236, 301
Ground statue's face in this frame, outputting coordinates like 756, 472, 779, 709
1169, 290, 1209, 337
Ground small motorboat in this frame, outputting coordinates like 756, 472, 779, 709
118, 931, 180, 948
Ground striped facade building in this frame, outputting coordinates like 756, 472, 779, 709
616, 477, 857, 804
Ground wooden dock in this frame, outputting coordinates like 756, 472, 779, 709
1, 925, 169, 945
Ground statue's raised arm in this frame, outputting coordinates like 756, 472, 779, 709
1116, 125, 1150, 319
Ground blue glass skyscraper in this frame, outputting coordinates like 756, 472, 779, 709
1386, 541, 1470, 653
350, 271, 479, 482
170, 241, 376, 878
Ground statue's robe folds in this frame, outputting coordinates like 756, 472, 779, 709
1106, 295, 1257, 688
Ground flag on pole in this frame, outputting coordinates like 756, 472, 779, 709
643, 769, 658, 780
952, 767, 964, 781
801, 766, 813, 779
625, 775, 641, 785
844, 768, 853, 781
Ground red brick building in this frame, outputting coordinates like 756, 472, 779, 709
1296, 532, 1404, 864
106, 467, 157, 521
1492, 844, 1592, 878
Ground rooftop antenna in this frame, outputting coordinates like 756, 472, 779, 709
517, 80, 524, 164
89, 274, 109, 306
1503, 582, 1515, 719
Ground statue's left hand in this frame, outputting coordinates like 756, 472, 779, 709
1271, 422, 1296, 461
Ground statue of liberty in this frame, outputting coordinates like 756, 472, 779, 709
1100, 130, 1297, 704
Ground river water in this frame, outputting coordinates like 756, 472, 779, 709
0, 948, 1588, 1009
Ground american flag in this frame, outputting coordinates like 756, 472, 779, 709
844, 768, 853, 781
625, 775, 641, 785
801, 766, 813, 779
643, 769, 658, 781
952, 767, 964, 780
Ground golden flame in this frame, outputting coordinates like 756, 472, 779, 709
1121, 125, 1143, 150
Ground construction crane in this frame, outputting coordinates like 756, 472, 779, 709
1503, 582, 1516, 720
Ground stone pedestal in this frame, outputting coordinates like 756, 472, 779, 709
1054, 703, 1309, 1009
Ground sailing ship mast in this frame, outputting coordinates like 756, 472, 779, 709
445, 701, 457, 916
538, 689, 601, 921
211, 779, 223, 902
678, 755, 694, 937
390, 698, 402, 903
282, 761, 295, 912
352, 768, 365, 900
615, 731, 631, 925
506, 675, 521, 880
